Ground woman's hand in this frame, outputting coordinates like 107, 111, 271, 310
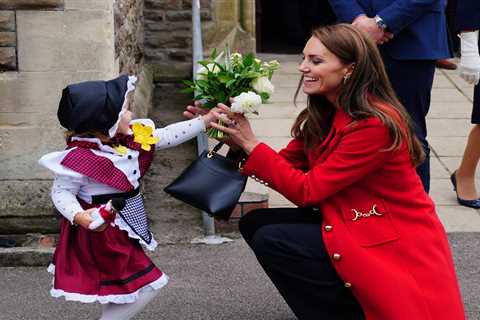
209, 103, 260, 154
184, 101, 207, 119
73, 208, 107, 232
183, 101, 242, 151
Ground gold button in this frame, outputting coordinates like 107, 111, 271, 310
264, 182, 269, 186
324, 225, 333, 232
332, 253, 341, 261
344, 282, 352, 288
251, 175, 256, 179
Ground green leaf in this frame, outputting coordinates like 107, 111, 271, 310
259, 92, 270, 103
180, 87, 194, 93
197, 60, 211, 69
203, 100, 217, 109
217, 72, 231, 83
182, 79, 194, 86
210, 48, 217, 60
226, 79, 237, 88
243, 54, 254, 67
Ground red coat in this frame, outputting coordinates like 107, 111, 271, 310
242, 109, 465, 320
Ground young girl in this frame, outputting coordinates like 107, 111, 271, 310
39, 75, 216, 319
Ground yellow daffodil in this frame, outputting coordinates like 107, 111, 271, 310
113, 145, 128, 156
132, 123, 160, 151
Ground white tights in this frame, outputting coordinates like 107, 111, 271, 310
99, 289, 160, 320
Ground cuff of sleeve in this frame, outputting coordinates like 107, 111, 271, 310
241, 143, 273, 177
63, 203, 84, 225
195, 116, 207, 132
69, 212, 79, 226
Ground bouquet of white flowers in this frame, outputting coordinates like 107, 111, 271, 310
182, 48, 280, 138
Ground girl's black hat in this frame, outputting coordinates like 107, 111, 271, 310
57, 74, 132, 135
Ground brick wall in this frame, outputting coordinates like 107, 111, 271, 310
0, 11, 16, 70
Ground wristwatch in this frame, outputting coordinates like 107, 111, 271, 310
374, 15, 388, 30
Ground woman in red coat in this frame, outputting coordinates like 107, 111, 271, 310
190, 24, 465, 319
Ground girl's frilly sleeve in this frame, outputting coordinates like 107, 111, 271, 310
38, 149, 86, 224
150, 117, 206, 150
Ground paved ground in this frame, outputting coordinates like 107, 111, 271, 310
0, 55, 479, 319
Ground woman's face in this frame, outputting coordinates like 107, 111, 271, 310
299, 37, 351, 102
116, 110, 133, 135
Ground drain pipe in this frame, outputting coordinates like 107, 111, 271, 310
191, 0, 215, 237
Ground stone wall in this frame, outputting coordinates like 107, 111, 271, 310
114, 0, 153, 120
0, 0, 258, 241
0, 0, 117, 234
0, 10, 16, 71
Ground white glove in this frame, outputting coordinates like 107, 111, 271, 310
88, 207, 107, 230
459, 31, 480, 85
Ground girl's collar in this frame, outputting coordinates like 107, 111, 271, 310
68, 136, 118, 154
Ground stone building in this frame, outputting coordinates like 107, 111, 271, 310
0, 0, 257, 256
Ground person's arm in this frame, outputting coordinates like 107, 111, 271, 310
375, 0, 440, 34
241, 119, 394, 207
459, 30, 480, 85
51, 175, 105, 230
327, 0, 393, 43
455, 0, 480, 31
153, 117, 207, 150
277, 138, 309, 171
327, 0, 366, 23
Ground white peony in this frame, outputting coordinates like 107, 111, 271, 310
252, 76, 275, 95
231, 91, 262, 114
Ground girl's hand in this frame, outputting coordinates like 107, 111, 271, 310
73, 208, 107, 232
209, 103, 260, 154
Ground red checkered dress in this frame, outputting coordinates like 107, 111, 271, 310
48, 138, 167, 304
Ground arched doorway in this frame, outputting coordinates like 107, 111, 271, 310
256, 0, 336, 53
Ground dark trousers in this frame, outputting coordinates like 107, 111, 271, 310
239, 208, 365, 320
380, 53, 436, 193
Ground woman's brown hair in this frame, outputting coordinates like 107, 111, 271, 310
292, 23, 424, 166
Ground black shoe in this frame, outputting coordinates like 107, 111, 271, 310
450, 171, 480, 209
0, 237, 16, 248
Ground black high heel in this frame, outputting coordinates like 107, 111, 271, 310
450, 171, 480, 209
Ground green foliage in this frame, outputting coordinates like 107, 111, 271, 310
183, 48, 280, 109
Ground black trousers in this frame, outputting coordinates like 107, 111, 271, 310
380, 53, 436, 193
239, 208, 365, 320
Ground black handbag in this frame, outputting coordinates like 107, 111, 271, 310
164, 142, 247, 220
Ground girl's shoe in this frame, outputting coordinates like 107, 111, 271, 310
450, 171, 480, 209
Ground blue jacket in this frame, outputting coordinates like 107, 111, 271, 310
328, 0, 450, 60
456, 0, 480, 31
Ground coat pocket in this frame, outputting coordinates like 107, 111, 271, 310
341, 199, 399, 247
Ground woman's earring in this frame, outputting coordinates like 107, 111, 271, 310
343, 73, 351, 84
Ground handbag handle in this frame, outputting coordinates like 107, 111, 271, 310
207, 142, 225, 158
206, 142, 244, 169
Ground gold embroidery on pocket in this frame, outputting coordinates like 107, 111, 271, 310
351, 204, 384, 221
